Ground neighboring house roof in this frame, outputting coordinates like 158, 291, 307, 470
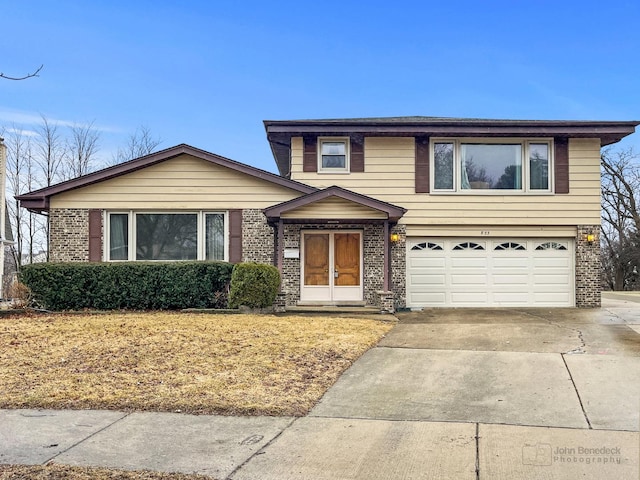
264, 116, 640, 177
263, 185, 407, 223
4, 202, 14, 242
17, 144, 317, 212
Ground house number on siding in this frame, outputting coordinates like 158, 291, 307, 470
480, 231, 491, 236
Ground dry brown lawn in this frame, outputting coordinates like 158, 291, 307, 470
0, 464, 213, 479
0, 312, 392, 416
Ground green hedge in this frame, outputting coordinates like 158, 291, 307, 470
20, 261, 233, 311
228, 263, 280, 309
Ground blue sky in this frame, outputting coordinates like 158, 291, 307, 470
2, 0, 639, 173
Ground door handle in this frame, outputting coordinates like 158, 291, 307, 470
334, 270, 339, 278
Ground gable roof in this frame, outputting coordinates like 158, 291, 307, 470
263, 185, 407, 222
17, 144, 317, 212
264, 116, 640, 177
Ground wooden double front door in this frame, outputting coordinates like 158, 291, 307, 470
301, 231, 362, 302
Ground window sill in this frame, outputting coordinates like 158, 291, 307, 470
429, 190, 555, 195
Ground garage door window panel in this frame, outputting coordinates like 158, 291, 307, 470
494, 242, 526, 251
535, 241, 568, 251
453, 241, 485, 250
411, 241, 444, 251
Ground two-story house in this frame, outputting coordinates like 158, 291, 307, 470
17, 117, 639, 310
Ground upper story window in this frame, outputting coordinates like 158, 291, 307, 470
431, 139, 552, 193
319, 137, 350, 173
107, 211, 227, 262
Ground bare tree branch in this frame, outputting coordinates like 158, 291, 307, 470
0, 64, 43, 81
61, 121, 101, 180
601, 147, 640, 290
108, 125, 162, 165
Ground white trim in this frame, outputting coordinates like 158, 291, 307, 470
104, 210, 228, 262
318, 137, 350, 173
430, 138, 554, 194
300, 230, 363, 302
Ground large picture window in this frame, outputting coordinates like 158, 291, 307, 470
432, 139, 552, 193
106, 211, 227, 261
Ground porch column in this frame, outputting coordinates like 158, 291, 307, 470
383, 220, 390, 291
277, 219, 284, 273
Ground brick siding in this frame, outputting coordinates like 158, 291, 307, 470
576, 225, 601, 307
49, 208, 93, 262
241, 209, 275, 264
390, 224, 407, 309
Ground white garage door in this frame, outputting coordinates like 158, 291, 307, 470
406, 238, 574, 308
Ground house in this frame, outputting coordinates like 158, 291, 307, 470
0, 139, 15, 298
17, 117, 639, 311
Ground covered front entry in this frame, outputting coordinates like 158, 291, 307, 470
301, 231, 362, 302
262, 185, 407, 308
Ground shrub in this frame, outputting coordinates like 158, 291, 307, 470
7, 281, 33, 309
228, 263, 280, 309
20, 261, 233, 311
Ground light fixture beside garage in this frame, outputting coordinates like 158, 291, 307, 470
586, 233, 596, 243
390, 232, 400, 243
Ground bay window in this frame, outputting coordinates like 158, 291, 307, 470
431, 139, 552, 193
106, 211, 227, 261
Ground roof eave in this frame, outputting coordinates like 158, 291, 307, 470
16, 144, 317, 212
263, 186, 407, 222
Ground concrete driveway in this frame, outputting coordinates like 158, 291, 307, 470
297, 293, 639, 479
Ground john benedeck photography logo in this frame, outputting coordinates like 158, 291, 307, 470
523, 443, 623, 466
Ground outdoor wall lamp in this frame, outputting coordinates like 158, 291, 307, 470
586, 233, 595, 243
390, 233, 400, 243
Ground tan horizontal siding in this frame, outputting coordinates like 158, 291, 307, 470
290, 137, 601, 227
51, 154, 301, 210
281, 197, 387, 220
406, 225, 577, 237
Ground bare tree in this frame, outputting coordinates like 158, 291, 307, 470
62, 121, 101, 180
34, 115, 66, 187
601, 148, 640, 290
0, 64, 43, 81
109, 125, 162, 165
4, 127, 48, 267
34, 116, 67, 261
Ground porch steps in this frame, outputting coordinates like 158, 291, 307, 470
285, 305, 381, 315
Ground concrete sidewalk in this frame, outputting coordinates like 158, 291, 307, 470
1, 409, 638, 479
1, 295, 639, 479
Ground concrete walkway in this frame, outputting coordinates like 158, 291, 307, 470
1, 294, 639, 479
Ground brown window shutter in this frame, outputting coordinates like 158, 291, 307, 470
88, 209, 102, 262
554, 137, 569, 194
303, 136, 317, 172
228, 209, 243, 263
415, 136, 430, 193
350, 135, 365, 172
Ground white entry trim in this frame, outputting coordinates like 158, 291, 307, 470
300, 230, 363, 303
